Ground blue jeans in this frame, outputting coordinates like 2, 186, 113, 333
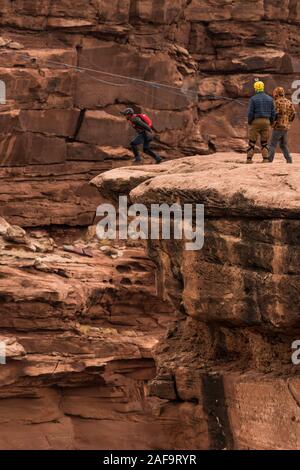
130, 132, 160, 161
268, 130, 292, 163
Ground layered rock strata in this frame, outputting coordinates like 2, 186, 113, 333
0, 217, 178, 450
92, 152, 300, 450
1, 0, 300, 450
1, 0, 300, 225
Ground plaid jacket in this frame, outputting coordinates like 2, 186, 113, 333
248, 92, 276, 124
273, 96, 296, 130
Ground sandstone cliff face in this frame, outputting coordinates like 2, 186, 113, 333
1, 0, 300, 450
0, 217, 178, 449
0, 0, 300, 226
93, 153, 300, 450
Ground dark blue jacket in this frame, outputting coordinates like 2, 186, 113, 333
248, 92, 276, 124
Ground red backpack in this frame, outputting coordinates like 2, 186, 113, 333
134, 113, 153, 129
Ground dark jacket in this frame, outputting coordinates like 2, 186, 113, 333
131, 116, 152, 134
248, 92, 276, 125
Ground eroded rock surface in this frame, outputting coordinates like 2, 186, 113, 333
0, 0, 300, 226
0, 218, 180, 450
1, 0, 300, 451
93, 152, 300, 449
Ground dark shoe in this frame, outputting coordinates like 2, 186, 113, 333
155, 157, 163, 164
286, 160, 293, 164
262, 158, 269, 163
133, 158, 142, 165
246, 158, 253, 164
261, 144, 269, 160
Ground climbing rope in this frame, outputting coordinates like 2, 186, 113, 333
199, 95, 247, 107
21, 55, 197, 98
20, 54, 246, 107
84, 72, 127, 87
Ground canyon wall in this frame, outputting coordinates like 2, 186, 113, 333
0, 218, 179, 449
1, 0, 300, 450
92, 153, 300, 449
0, 0, 300, 226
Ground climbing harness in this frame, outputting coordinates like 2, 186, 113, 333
247, 140, 256, 159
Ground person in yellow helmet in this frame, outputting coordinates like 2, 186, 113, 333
247, 80, 276, 163
254, 80, 265, 93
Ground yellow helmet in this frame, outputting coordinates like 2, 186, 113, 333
254, 80, 265, 93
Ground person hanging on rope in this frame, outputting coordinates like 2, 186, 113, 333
247, 79, 276, 164
121, 108, 162, 164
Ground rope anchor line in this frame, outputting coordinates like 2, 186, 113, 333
20, 54, 196, 97
19, 54, 246, 107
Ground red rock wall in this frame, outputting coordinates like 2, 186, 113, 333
1, 1, 300, 451
0, 219, 179, 450
92, 153, 300, 450
1, 0, 300, 227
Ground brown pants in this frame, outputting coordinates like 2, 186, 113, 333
247, 118, 271, 160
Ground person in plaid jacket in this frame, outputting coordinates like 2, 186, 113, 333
268, 87, 296, 163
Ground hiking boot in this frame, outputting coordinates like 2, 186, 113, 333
262, 158, 270, 163
246, 158, 253, 164
155, 157, 163, 164
133, 158, 142, 165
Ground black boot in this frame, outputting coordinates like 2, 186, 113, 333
144, 148, 162, 164
131, 144, 142, 163
246, 141, 255, 164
